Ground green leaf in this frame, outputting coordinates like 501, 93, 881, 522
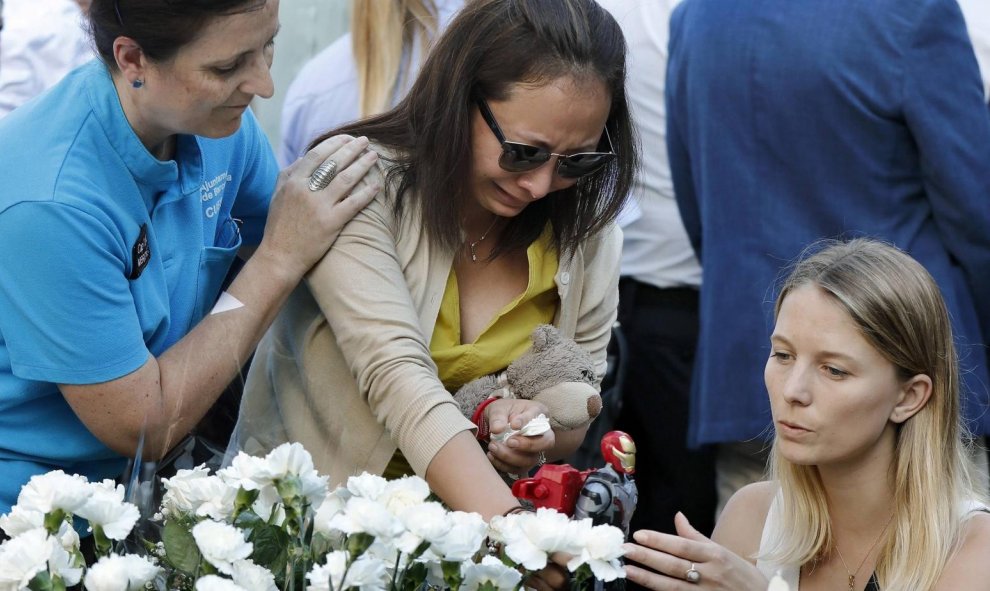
234, 510, 263, 529
248, 523, 290, 579
399, 563, 428, 591
27, 571, 57, 591
162, 520, 202, 574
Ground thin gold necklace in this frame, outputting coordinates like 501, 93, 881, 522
467, 216, 499, 262
833, 514, 893, 590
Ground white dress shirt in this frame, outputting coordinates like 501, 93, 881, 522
0, 0, 93, 118
597, 0, 701, 289
278, 0, 464, 167
958, 0, 990, 101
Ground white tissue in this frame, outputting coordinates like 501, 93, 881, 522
491, 413, 551, 443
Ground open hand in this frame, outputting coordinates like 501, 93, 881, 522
623, 513, 768, 591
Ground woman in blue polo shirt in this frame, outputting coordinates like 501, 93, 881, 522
0, 0, 380, 514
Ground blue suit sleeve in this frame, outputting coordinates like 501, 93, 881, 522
903, 0, 990, 361
0, 202, 149, 384
666, 5, 703, 260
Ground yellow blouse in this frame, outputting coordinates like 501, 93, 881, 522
430, 228, 560, 390
382, 228, 560, 479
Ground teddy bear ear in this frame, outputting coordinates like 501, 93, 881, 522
531, 324, 556, 349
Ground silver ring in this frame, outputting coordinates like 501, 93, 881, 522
685, 564, 701, 584
537, 451, 547, 467
308, 159, 338, 192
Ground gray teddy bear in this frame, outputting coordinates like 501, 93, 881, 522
452, 324, 603, 430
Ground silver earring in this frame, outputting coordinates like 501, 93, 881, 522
132, 79, 144, 89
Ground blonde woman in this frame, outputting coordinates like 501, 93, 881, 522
278, 0, 464, 166
623, 239, 990, 590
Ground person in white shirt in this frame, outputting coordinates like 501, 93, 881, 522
0, 0, 94, 118
958, 0, 990, 100
278, 0, 464, 167
594, 0, 717, 542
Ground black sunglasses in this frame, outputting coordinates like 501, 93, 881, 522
476, 97, 616, 180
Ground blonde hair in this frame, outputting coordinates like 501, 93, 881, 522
351, 0, 439, 118
763, 238, 984, 589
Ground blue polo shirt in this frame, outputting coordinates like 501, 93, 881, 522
0, 61, 278, 512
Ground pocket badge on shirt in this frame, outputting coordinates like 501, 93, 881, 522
129, 223, 151, 280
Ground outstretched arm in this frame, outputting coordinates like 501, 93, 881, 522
623, 482, 775, 590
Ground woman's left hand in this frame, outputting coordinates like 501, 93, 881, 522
485, 398, 555, 475
623, 513, 769, 591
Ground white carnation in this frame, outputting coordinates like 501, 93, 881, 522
261, 443, 315, 479
345, 473, 388, 501
161, 466, 237, 521
341, 555, 388, 591
195, 575, 248, 591
48, 539, 83, 587
75, 480, 140, 540
312, 491, 348, 537
192, 520, 253, 575
395, 501, 451, 554
429, 511, 486, 562
250, 486, 286, 527
460, 555, 522, 591
499, 507, 583, 570
0, 505, 43, 538
83, 553, 159, 591
0, 529, 63, 589
327, 497, 404, 541
566, 522, 625, 581
218, 453, 270, 491
378, 476, 430, 515
16, 471, 91, 514
230, 559, 277, 591
305, 551, 348, 591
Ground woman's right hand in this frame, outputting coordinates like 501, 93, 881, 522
258, 134, 381, 282
484, 398, 555, 475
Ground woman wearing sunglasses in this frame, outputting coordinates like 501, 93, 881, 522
231, 0, 636, 526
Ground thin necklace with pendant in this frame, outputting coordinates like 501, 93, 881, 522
833, 513, 893, 590
467, 216, 500, 262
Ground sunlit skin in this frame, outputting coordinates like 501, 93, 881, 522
765, 284, 909, 476
114, 0, 280, 157
463, 75, 610, 236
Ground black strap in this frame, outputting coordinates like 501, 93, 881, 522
865, 572, 880, 590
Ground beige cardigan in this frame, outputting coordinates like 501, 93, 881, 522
233, 165, 621, 487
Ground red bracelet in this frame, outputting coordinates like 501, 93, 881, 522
471, 397, 500, 441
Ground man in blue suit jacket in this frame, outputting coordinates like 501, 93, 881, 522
667, 0, 990, 506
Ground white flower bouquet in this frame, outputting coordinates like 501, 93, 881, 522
0, 443, 627, 591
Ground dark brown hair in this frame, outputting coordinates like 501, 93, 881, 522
318, 0, 637, 257
89, 0, 267, 68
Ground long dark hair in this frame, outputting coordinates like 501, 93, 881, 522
317, 0, 637, 256
89, 0, 267, 68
